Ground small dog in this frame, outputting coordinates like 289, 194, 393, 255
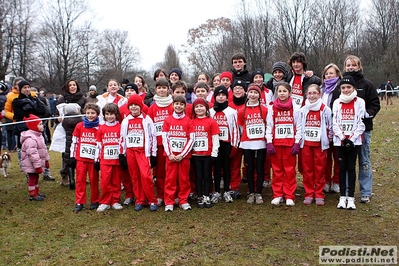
0, 152, 11, 177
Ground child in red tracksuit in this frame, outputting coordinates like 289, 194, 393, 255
71, 103, 101, 212
237, 84, 268, 205
120, 94, 158, 212
191, 98, 220, 208
300, 84, 332, 206
95, 103, 123, 212
147, 77, 173, 206
162, 95, 195, 211
266, 82, 302, 206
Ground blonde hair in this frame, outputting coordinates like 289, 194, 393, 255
344, 55, 362, 71
322, 63, 342, 86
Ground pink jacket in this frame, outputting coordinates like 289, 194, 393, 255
20, 130, 50, 173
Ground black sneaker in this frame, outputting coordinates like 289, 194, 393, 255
197, 197, 205, 208
89, 202, 99, 210
73, 204, 84, 212
43, 175, 56, 181
38, 193, 46, 198
29, 195, 44, 201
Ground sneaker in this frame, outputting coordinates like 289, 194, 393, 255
255, 193, 264, 204
188, 193, 197, 200
123, 198, 134, 206
271, 197, 283, 205
360, 196, 370, 203
220, 179, 224, 189
323, 183, 331, 193
179, 203, 192, 210
263, 180, 270, 188
197, 197, 205, 208
286, 199, 295, 206
134, 204, 144, 211
29, 195, 44, 201
43, 175, 55, 181
165, 205, 174, 212
346, 197, 356, 210
230, 190, 241, 199
204, 196, 212, 208
38, 193, 46, 198
223, 191, 233, 203
211, 192, 221, 204
89, 202, 99, 210
111, 203, 123, 210
337, 196, 347, 209
331, 183, 340, 193
97, 204, 110, 212
149, 203, 158, 211
246, 193, 255, 204
73, 204, 84, 212
303, 197, 313, 205
157, 198, 164, 206
315, 198, 324, 206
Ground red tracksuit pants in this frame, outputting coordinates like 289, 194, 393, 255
99, 165, 122, 205
126, 149, 157, 205
325, 144, 339, 184
154, 145, 166, 200
230, 148, 244, 191
164, 158, 190, 206
271, 146, 297, 200
27, 173, 40, 197
75, 161, 100, 204
301, 145, 327, 199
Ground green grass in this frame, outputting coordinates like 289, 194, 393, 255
1, 98, 399, 265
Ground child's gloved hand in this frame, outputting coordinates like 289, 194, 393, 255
45, 161, 50, 169
94, 162, 100, 172
119, 154, 128, 170
36, 167, 43, 174
342, 138, 354, 150
290, 143, 300, 155
267, 143, 276, 155
150, 156, 157, 168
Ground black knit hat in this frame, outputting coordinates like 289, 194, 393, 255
340, 75, 356, 88
122, 78, 130, 85
272, 62, 288, 76
232, 78, 248, 92
125, 82, 139, 94
214, 85, 228, 100
169, 68, 182, 80
251, 69, 265, 83
17, 80, 30, 90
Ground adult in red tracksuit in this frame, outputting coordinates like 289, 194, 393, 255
71, 103, 101, 212
96, 103, 123, 211
266, 82, 302, 206
162, 96, 195, 210
120, 95, 158, 211
147, 78, 174, 205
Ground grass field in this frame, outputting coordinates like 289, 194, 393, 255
1, 98, 398, 265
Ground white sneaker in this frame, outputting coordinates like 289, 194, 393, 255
123, 198, 133, 206
96, 204, 110, 212
271, 197, 283, 205
211, 192, 221, 204
223, 191, 233, 203
165, 205, 174, 212
286, 199, 295, 206
337, 196, 347, 209
346, 197, 356, 210
323, 183, 331, 193
179, 203, 192, 210
255, 193, 264, 204
220, 179, 224, 189
157, 198, 164, 206
246, 193, 255, 204
331, 183, 340, 193
111, 203, 123, 210
263, 180, 270, 188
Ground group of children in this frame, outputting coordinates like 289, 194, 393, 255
22, 64, 366, 212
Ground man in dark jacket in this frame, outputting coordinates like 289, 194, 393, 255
231, 53, 252, 85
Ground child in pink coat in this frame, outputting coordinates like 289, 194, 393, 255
20, 114, 50, 201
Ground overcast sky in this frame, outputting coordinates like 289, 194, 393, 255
89, 0, 240, 71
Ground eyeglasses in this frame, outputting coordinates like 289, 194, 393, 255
307, 91, 320, 95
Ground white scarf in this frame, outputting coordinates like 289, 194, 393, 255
339, 90, 357, 103
153, 95, 173, 107
305, 98, 322, 111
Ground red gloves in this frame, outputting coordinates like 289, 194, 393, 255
36, 168, 43, 174
45, 161, 50, 169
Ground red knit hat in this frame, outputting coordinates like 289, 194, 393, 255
24, 114, 42, 131
127, 94, 143, 109
192, 98, 209, 110
220, 71, 233, 82
247, 83, 262, 95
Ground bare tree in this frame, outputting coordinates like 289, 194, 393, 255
160, 44, 182, 76
0, 0, 18, 81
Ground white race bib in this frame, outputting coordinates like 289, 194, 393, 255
342, 120, 354, 135
170, 137, 187, 153
291, 95, 303, 107
154, 122, 164, 136
104, 145, 119, 159
275, 124, 294, 139
246, 123, 264, 139
193, 137, 208, 152
126, 132, 144, 148
219, 127, 229, 141
80, 143, 96, 159
304, 127, 321, 142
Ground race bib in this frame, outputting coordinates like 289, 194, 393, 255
154, 122, 164, 136
275, 124, 294, 139
104, 145, 119, 159
246, 124, 264, 139
193, 137, 208, 152
219, 127, 229, 141
304, 127, 321, 142
126, 132, 144, 148
342, 120, 354, 135
80, 143, 96, 159
170, 137, 187, 153
291, 95, 303, 107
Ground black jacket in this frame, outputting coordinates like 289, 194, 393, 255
231, 67, 252, 85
